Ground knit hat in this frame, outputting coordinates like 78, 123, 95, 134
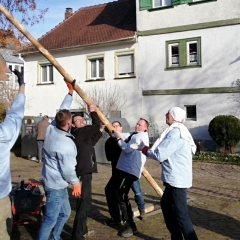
169, 107, 186, 123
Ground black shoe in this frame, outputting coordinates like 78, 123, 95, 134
120, 226, 133, 238
104, 218, 123, 226
132, 227, 138, 234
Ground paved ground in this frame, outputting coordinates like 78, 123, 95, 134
9, 151, 240, 240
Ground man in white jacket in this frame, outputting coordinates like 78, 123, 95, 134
0, 70, 25, 239
131, 107, 198, 240
108, 118, 149, 238
37, 81, 81, 240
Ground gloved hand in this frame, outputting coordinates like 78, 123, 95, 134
72, 182, 81, 197
65, 79, 76, 95
13, 69, 24, 86
130, 140, 145, 151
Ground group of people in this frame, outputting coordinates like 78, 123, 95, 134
0, 70, 198, 240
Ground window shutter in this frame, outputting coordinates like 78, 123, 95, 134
139, 0, 152, 11
180, 0, 192, 3
172, 0, 181, 5
118, 55, 134, 75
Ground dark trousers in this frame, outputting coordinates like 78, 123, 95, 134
71, 174, 92, 240
105, 169, 138, 228
161, 185, 198, 240
105, 175, 122, 222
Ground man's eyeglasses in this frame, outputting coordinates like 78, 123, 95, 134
74, 119, 85, 123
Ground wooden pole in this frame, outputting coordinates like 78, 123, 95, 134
0, 4, 163, 197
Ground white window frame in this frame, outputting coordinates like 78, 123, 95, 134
6, 63, 24, 83
168, 43, 180, 67
153, 0, 172, 8
187, 41, 198, 65
38, 61, 53, 84
115, 50, 135, 78
87, 54, 104, 80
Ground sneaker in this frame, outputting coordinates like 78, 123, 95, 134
104, 218, 123, 226
83, 230, 95, 238
140, 210, 146, 221
120, 226, 133, 238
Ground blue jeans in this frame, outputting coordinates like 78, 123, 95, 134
37, 186, 71, 240
161, 185, 198, 240
131, 180, 145, 212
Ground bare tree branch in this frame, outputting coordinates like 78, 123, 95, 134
74, 83, 127, 118
0, 0, 48, 45
0, 76, 18, 121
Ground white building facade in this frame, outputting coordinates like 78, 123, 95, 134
21, 0, 240, 149
136, 0, 240, 148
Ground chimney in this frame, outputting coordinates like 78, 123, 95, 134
65, 8, 73, 20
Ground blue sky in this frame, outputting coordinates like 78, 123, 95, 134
15, 0, 109, 39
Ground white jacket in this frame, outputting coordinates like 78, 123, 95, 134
0, 93, 25, 198
147, 128, 193, 188
116, 131, 149, 178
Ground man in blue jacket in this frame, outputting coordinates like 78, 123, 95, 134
0, 70, 25, 239
37, 81, 81, 240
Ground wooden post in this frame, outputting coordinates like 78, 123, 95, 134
0, 4, 163, 197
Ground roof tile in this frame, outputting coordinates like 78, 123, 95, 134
20, 0, 136, 53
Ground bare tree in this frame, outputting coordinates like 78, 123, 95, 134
0, 0, 48, 45
74, 83, 127, 118
0, 77, 18, 121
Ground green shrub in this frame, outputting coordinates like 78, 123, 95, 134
208, 115, 240, 154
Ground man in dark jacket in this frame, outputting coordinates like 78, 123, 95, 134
71, 102, 103, 240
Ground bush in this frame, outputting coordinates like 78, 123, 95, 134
193, 151, 240, 165
208, 115, 240, 154
0, 101, 6, 123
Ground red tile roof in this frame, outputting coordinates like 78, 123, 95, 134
20, 0, 136, 53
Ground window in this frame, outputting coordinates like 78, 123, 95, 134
153, 0, 172, 8
87, 54, 104, 80
185, 105, 197, 120
166, 37, 201, 69
115, 51, 135, 78
187, 41, 198, 65
38, 62, 53, 83
139, 0, 215, 11
21, 66, 24, 74
169, 43, 180, 66
8, 65, 12, 72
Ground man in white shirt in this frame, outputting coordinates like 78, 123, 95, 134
131, 107, 198, 240
109, 118, 149, 238
0, 70, 25, 239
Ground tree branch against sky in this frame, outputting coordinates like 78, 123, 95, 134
0, 0, 48, 44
